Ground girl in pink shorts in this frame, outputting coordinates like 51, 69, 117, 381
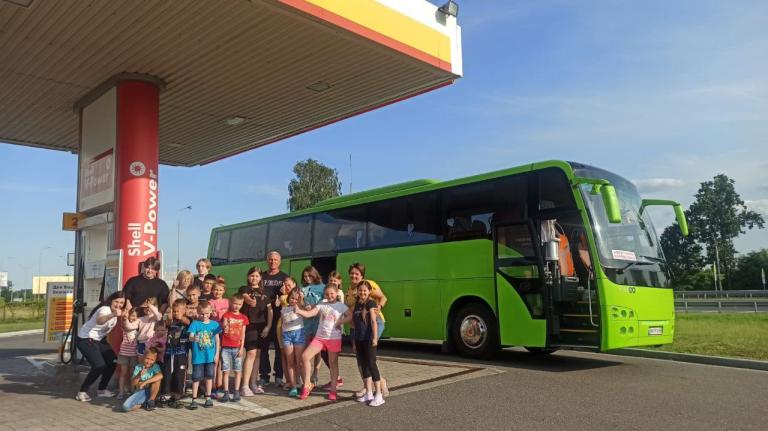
295, 284, 351, 401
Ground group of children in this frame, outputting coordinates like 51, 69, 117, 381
116, 260, 387, 412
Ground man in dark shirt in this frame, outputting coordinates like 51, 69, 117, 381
123, 257, 170, 314
259, 251, 288, 386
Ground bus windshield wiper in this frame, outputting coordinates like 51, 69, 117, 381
617, 260, 653, 274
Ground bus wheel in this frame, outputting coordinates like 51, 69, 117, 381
452, 303, 499, 359
523, 347, 558, 355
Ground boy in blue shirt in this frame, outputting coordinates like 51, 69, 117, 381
121, 347, 163, 412
188, 300, 221, 409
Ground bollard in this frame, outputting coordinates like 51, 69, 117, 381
717, 301, 722, 313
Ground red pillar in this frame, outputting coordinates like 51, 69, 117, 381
114, 80, 160, 284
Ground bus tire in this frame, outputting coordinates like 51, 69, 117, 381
523, 347, 558, 355
451, 302, 499, 359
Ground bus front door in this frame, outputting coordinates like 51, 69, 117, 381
494, 222, 548, 348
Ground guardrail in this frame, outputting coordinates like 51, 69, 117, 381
675, 297, 768, 313
675, 290, 768, 299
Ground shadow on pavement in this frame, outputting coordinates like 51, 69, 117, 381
376, 339, 623, 372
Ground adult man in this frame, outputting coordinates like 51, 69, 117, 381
123, 257, 170, 314
259, 251, 288, 386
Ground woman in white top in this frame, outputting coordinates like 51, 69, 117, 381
75, 291, 126, 402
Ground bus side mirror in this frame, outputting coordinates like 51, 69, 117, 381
600, 184, 621, 224
639, 199, 689, 236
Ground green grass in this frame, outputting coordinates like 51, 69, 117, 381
0, 319, 44, 334
651, 313, 768, 361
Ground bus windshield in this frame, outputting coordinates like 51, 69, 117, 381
570, 163, 670, 288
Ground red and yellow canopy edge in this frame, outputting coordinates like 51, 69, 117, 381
280, 0, 453, 73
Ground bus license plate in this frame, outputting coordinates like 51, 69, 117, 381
648, 326, 663, 336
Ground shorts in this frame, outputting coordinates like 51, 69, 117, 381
220, 347, 243, 372
117, 354, 138, 369
310, 337, 341, 353
136, 342, 147, 355
244, 326, 269, 351
376, 316, 385, 339
282, 328, 305, 347
191, 362, 215, 382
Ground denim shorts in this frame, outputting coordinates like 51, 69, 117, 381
136, 342, 147, 356
282, 328, 306, 347
220, 347, 243, 372
191, 362, 215, 382
376, 316, 385, 339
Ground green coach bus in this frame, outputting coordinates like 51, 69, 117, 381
208, 160, 688, 358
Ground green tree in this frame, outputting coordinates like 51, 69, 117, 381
731, 249, 768, 290
287, 159, 341, 211
660, 218, 705, 279
687, 174, 765, 289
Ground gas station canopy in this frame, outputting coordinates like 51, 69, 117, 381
0, 0, 462, 166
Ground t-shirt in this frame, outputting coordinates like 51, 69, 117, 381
199, 292, 213, 301
132, 363, 162, 382
165, 319, 190, 357
119, 319, 139, 357
192, 274, 216, 289
281, 305, 304, 332
220, 312, 250, 348
188, 319, 221, 365
261, 270, 288, 323
345, 279, 386, 322
301, 284, 324, 334
136, 306, 161, 342
78, 306, 117, 340
123, 275, 170, 310
147, 332, 167, 357
238, 286, 272, 330
314, 302, 348, 340
353, 299, 378, 341
209, 298, 230, 322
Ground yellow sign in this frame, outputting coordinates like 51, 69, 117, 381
62, 212, 81, 231
44, 282, 74, 344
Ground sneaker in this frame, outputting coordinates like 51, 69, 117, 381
203, 398, 214, 408
232, 391, 241, 402
298, 386, 311, 400
96, 389, 115, 398
75, 392, 91, 402
115, 392, 127, 400
257, 378, 269, 387
143, 400, 156, 411
218, 392, 230, 403
321, 377, 344, 390
288, 387, 299, 398
156, 398, 167, 408
327, 391, 337, 401
188, 399, 199, 410
168, 399, 181, 409
356, 392, 374, 403
369, 394, 385, 407
241, 387, 255, 397
275, 377, 284, 387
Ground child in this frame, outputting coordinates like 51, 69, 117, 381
186, 285, 201, 320
280, 286, 305, 397
238, 267, 272, 396
200, 274, 217, 301
352, 281, 384, 406
218, 294, 249, 402
188, 301, 221, 409
275, 277, 296, 390
210, 280, 230, 397
161, 299, 190, 408
147, 321, 168, 358
136, 297, 162, 357
117, 307, 140, 399
321, 271, 345, 390
295, 284, 351, 401
168, 270, 192, 310
300, 266, 325, 386
121, 347, 163, 412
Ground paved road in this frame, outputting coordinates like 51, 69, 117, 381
0, 334, 764, 430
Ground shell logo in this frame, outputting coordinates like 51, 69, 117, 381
129, 161, 146, 177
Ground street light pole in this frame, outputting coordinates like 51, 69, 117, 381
177, 205, 192, 276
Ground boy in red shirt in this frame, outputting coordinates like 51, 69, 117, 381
218, 294, 249, 402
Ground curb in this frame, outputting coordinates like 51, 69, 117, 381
609, 348, 768, 372
0, 329, 44, 339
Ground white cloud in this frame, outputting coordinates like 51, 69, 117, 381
745, 199, 768, 216
632, 178, 685, 193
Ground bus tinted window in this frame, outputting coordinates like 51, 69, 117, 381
368, 193, 440, 247
228, 224, 267, 261
443, 174, 529, 241
267, 216, 311, 257
313, 207, 367, 253
211, 230, 231, 264
538, 167, 575, 210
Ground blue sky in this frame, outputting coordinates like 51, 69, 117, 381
1, 0, 766, 290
